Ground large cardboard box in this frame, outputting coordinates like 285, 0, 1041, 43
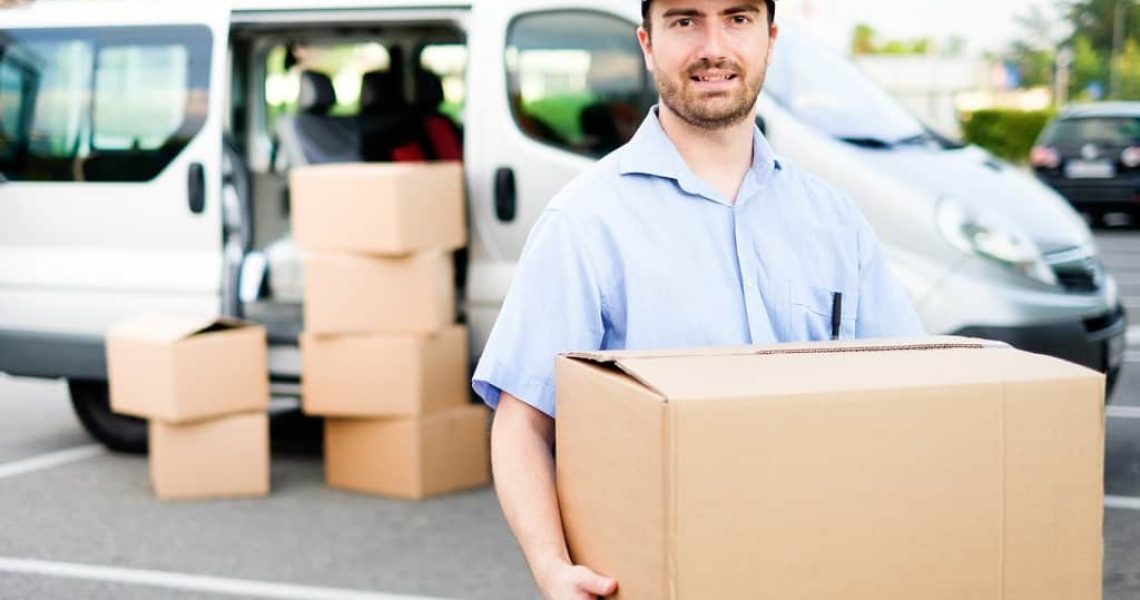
290, 162, 466, 255
325, 405, 490, 500
301, 325, 469, 417
149, 412, 269, 501
303, 251, 455, 335
106, 314, 269, 423
555, 337, 1105, 600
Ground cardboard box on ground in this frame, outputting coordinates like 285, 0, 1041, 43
555, 336, 1106, 600
291, 161, 489, 501
105, 315, 270, 500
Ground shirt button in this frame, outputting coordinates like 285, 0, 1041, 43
744, 277, 755, 287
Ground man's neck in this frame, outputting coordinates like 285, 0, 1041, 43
658, 104, 756, 205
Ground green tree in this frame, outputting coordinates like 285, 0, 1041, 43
851, 23, 876, 55
1070, 33, 1107, 98
1064, 0, 1140, 52
1002, 3, 1065, 89
849, 23, 932, 56
1112, 38, 1140, 97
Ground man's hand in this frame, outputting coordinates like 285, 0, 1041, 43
536, 558, 618, 599
490, 392, 619, 599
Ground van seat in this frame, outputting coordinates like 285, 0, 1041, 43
359, 69, 424, 162
275, 70, 361, 166
413, 68, 463, 161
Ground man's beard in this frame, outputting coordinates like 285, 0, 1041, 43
654, 58, 765, 131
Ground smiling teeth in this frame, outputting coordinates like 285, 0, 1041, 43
699, 75, 731, 81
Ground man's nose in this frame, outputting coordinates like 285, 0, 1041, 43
697, 20, 730, 61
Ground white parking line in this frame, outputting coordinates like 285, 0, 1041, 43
1129, 326, 1140, 347
1106, 496, 1140, 512
0, 445, 105, 480
1108, 406, 1140, 419
0, 557, 463, 600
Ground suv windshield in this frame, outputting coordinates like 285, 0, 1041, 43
763, 26, 927, 147
1044, 116, 1140, 147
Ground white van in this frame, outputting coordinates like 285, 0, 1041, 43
0, 0, 1127, 452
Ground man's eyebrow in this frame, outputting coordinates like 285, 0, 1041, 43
721, 4, 762, 15
660, 4, 762, 18
660, 8, 702, 18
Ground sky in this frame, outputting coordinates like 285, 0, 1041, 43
787, 0, 1046, 55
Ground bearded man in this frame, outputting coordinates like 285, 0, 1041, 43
472, 1, 925, 598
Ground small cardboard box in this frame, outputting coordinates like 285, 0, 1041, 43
301, 325, 470, 417
290, 162, 466, 255
303, 251, 455, 335
325, 405, 490, 500
106, 314, 269, 423
149, 412, 269, 501
555, 337, 1105, 600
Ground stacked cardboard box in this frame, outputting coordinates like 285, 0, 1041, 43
291, 162, 490, 501
555, 336, 1106, 600
105, 314, 270, 501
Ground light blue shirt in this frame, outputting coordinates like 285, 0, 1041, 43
473, 109, 925, 417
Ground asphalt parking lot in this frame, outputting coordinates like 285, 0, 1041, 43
0, 228, 1139, 600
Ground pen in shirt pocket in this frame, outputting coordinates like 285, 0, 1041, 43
831, 292, 843, 341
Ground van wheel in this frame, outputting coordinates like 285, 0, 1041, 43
68, 380, 148, 454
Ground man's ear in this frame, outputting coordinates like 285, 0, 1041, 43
637, 26, 655, 72
766, 24, 779, 60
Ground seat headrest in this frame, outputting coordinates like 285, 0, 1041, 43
360, 69, 407, 114
298, 70, 336, 115
414, 68, 445, 111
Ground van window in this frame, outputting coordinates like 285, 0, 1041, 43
0, 26, 212, 183
264, 42, 392, 131
419, 43, 466, 125
506, 11, 652, 158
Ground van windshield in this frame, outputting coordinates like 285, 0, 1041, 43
763, 27, 928, 147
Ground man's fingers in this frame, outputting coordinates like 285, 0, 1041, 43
573, 566, 618, 596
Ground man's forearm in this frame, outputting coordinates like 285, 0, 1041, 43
490, 393, 571, 584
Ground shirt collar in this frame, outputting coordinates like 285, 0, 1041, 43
618, 106, 782, 205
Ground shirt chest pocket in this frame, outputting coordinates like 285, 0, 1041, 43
788, 284, 857, 342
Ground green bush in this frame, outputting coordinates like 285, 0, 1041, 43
959, 109, 1054, 164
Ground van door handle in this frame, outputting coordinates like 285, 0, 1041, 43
494, 167, 517, 222
188, 162, 206, 215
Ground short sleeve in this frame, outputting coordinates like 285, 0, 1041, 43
472, 209, 605, 418
854, 210, 927, 338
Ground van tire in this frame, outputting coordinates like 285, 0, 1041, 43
68, 379, 148, 454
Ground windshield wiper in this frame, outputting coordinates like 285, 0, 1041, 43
895, 133, 935, 146
897, 130, 967, 150
838, 136, 893, 149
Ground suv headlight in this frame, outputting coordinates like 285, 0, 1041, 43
936, 196, 1058, 286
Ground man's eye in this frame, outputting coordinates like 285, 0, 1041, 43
732, 15, 751, 24
676, 18, 693, 27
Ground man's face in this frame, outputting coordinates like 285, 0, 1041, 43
638, 0, 777, 130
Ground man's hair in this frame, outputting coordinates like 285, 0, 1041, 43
641, 0, 776, 35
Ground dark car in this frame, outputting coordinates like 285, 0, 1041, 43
1032, 102, 1140, 222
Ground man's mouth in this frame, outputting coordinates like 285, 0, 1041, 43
690, 71, 738, 83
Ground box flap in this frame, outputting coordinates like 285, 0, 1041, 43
562, 336, 1050, 401
107, 313, 251, 344
565, 336, 1000, 364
